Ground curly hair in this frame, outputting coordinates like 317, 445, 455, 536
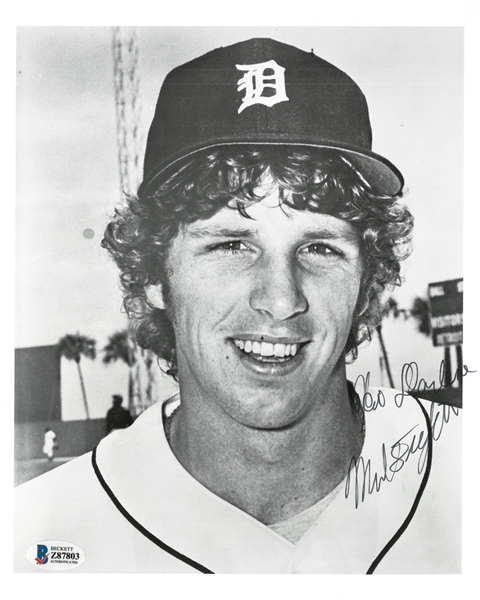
102, 147, 413, 380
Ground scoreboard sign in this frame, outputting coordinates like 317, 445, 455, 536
428, 278, 463, 347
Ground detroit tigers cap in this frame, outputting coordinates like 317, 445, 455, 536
139, 37, 404, 197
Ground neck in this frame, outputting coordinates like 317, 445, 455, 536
167, 374, 364, 525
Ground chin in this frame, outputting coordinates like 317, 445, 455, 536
226, 398, 303, 431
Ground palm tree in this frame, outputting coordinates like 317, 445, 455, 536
58, 333, 97, 419
409, 295, 460, 395
376, 297, 408, 388
409, 296, 431, 337
143, 348, 154, 407
410, 294, 453, 382
102, 330, 136, 413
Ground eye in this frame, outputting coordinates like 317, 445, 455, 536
300, 243, 340, 257
210, 240, 248, 254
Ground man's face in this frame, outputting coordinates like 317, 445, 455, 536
164, 184, 364, 429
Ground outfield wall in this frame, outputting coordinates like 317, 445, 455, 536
15, 418, 107, 460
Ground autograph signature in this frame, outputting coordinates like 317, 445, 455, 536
394, 360, 475, 407
354, 360, 475, 413
345, 361, 474, 508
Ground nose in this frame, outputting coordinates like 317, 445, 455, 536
249, 255, 308, 321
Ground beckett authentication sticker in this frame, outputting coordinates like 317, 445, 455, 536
26, 541, 85, 571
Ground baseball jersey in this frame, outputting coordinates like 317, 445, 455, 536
14, 387, 461, 573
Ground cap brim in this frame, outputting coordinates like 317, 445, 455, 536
138, 141, 404, 198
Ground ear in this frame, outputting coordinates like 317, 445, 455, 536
146, 284, 165, 309
356, 293, 370, 318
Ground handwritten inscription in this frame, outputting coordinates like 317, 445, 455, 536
345, 361, 473, 507
354, 371, 386, 412
354, 361, 475, 412
345, 402, 460, 508
394, 360, 475, 408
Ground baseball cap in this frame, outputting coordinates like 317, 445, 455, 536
139, 37, 404, 197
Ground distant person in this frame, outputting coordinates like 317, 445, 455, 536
105, 394, 133, 435
42, 427, 56, 462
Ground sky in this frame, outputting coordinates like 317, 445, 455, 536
13, 25, 466, 417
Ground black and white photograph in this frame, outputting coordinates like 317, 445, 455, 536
4, 0, 478, 592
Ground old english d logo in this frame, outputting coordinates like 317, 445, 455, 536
236, 60, 289, 114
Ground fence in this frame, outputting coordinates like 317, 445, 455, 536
15, 418, 107, 460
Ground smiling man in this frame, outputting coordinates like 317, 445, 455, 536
159, 184, 366, 527
15, 38, 461, 574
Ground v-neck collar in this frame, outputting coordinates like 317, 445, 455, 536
93, 388, 430, 573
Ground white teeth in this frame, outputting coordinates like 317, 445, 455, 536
234, 340, 301, 357
260, 342, 274, 356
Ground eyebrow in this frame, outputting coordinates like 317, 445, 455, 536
185, 223, 359, 244
184, 226, 257, 240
